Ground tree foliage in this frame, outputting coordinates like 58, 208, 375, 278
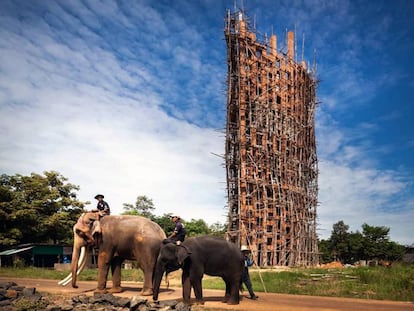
152, 213, 176, 236
209, 222, 227, 237
330, 220, 350, 262
184, 219, 210, 237
0, 171, 86, 246
122, 195, 155, 218
123, 195, 228, 239
151, 215, 217, 238
319, 220, 405, 264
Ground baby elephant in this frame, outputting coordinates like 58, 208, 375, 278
153, 235, 244, 305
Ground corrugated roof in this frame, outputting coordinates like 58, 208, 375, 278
0, 246, 34, 256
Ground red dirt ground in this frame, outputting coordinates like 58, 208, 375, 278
1, 277, 413, 311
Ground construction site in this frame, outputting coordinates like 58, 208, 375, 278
224, 9, 319, 266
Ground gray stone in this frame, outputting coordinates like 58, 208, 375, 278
0, 289, 8, 301
136, 304, 150, 311
0, 299, 12, 306
90, 294, 117, 306
22, 287, 36, 297
130, 296, 147, 308
72, 303, 90, 311
161, 299, 178, 307
46, 305, 63, 311
9, 286, 24, 291
115, 297, 130, 308
61, 303, 74, 311
0, 282, 17, 289
175, 301, 191, 311
73, 294, 90, 304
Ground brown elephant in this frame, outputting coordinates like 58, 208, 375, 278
58, 212, 166, 295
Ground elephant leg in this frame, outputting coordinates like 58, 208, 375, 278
140, 259, 154, 296
190, 274, 204, 305
182, 269, 192, 304
109, 257, 123, 293
228, 276, 241, 305
96, 251, 111, 293
223, 279, 230, 303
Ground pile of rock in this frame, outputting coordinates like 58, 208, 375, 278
0, 281, 190, 311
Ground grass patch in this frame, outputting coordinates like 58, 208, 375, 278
1, 264, 413, 302
202, 264, 414, 302
0, 267, 144, 282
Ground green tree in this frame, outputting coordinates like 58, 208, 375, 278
330, 220, 350, 263
122, 195, 155, 218
384, 241, 405, 261
185, 219, 210, 237
321, 221, 406, 263
152, 213, 175, 236
361, 223, 390, 260
0, 171, 85, 246
209, 222, 226, 237
318, 239, 333, 263
347, 231, 364, 263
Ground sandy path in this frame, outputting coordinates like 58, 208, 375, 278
1, 277, 413, 311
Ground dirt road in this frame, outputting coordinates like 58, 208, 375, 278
1, 277, 413, 311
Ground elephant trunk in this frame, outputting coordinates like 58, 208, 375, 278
71, 245, 82, 288
152, 262, 165, 301
58, 246, 87, 287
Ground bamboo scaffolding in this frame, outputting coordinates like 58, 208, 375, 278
224, 9, 319, 267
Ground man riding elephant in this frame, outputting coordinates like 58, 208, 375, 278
59, 212, 166, 295
92, 194, 110, 234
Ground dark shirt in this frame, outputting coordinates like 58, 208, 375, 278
244, 255, 253, 268
173, 221, 186, 242
97, 200, 110, 215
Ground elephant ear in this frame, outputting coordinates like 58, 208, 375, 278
176, 245, 191, 265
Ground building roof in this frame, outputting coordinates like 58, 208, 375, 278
0, 246, 34, 256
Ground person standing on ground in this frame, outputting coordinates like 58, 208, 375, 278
241, 245, 259, 300
167, 215, 186, 244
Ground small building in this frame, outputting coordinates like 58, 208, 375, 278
0, 244, 72, 268
402, 247, 414, 264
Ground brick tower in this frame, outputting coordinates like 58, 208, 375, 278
224, 10, 319, 266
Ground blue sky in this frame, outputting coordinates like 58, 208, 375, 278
1, 0, 413, 245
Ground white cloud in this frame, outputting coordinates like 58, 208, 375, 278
317, 109, 413, 244
1, 0, 412, 246
0, 1, 228, 227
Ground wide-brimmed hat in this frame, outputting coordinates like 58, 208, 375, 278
94, 194, 104, 199
241, 245, 249, 252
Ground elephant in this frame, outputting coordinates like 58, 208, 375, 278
58, 212, 166, 295
152, 235, 244, 305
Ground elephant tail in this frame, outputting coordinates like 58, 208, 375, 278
164, 273, 170, 289
239, 275, 244, 292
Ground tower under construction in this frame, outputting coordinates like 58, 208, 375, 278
224, 9, 319, 266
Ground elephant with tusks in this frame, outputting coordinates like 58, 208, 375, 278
59, 212, 166, 295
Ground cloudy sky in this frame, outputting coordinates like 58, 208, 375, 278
1, 0, 413, 245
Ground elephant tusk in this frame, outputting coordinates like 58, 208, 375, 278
58, 247, 87, 287
58, 246, 86, 286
